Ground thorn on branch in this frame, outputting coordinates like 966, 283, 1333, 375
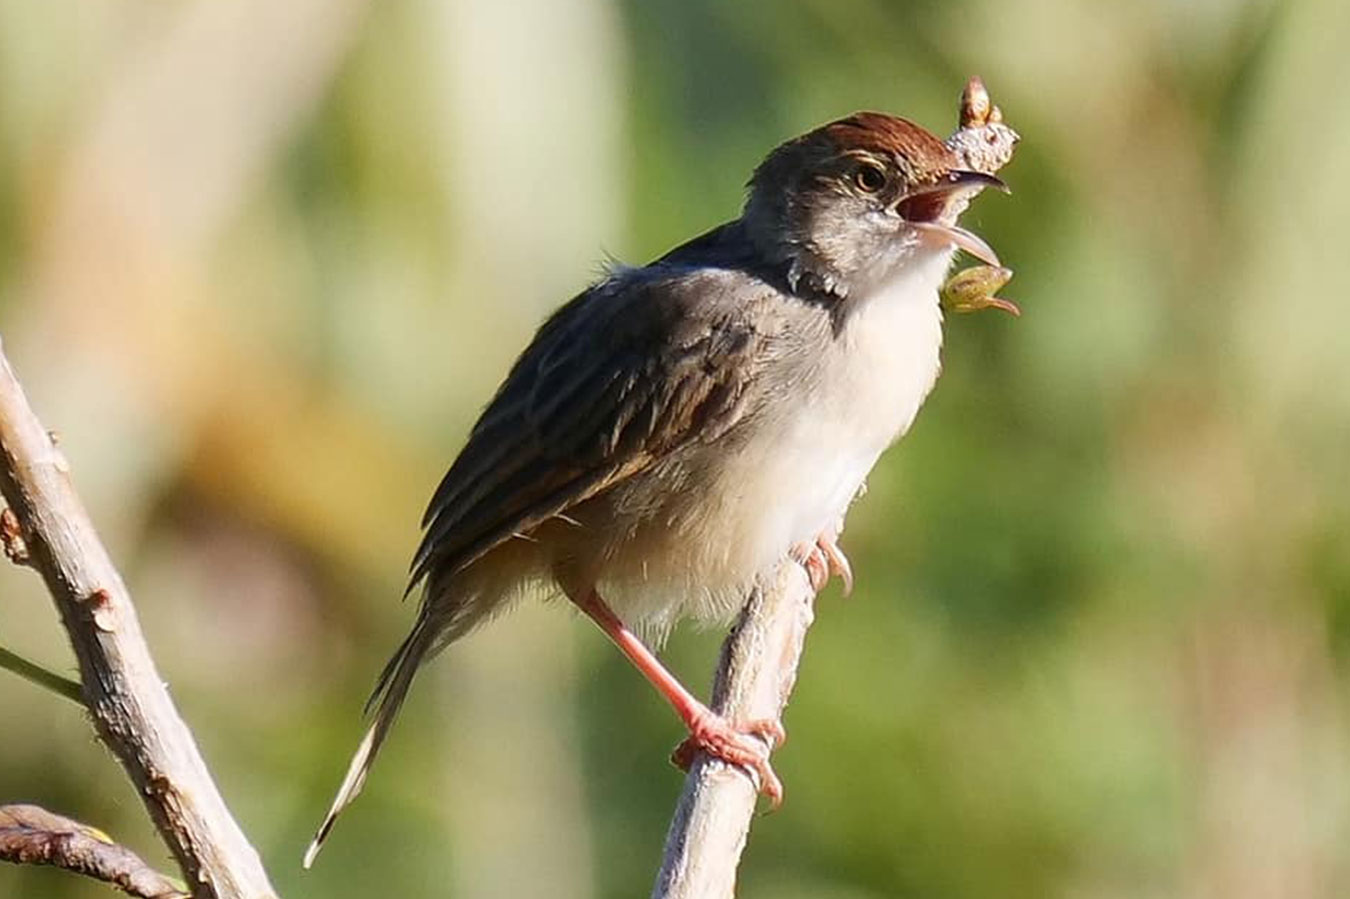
959, 75, 992, 128
86, 587, 118, 632
0, 804, 189, 899
1, 507, 29, 566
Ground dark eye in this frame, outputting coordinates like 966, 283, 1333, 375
855, 163, 886, 192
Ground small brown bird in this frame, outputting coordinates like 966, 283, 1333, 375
306, 107, 1006, 866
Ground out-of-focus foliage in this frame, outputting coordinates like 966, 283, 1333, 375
2, 0, 1348, 897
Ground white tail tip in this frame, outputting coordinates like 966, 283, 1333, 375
302, 724, 379, 868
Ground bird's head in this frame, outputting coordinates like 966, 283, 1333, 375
743, 112, 1005, 298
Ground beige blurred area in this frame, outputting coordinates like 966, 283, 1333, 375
1, 0, 1348, 897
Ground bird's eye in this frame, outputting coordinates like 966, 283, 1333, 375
855, 163, 886, 192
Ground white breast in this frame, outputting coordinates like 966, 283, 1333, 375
772, 247, 949, 541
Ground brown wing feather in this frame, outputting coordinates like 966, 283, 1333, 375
308, 242, 784, 866
408, 268, 769, 591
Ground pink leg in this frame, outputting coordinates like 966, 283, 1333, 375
568, 587, 784, 805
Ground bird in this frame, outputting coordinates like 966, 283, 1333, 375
305, 107, 1007, 867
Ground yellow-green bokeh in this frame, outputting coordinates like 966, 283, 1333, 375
2, 1, 1348, 897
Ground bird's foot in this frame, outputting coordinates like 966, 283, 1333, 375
671, 710, 785, 807
792, 540, 830, 592
816, 532, 853, 596
791, 532, 854, 596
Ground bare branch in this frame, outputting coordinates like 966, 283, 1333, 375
652, 76, 1020, 899
0, 804, 188, 899
652, 561, 816, 899
0, 340, 278, 899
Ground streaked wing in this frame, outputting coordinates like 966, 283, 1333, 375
409, 268, 768, 590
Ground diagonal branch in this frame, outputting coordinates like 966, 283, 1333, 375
651, 76, 1020, 899
0, 339, 278, 899
0, 804, 188, 899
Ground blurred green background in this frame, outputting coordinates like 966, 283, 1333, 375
2, 0, 1349, 897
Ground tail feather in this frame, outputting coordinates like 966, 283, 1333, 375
303, 619, 432, 868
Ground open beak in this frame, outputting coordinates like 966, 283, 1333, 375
898, 170, 1007, 267
910, 221, 1001, 267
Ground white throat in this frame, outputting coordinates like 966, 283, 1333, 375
834, 245, 951, 438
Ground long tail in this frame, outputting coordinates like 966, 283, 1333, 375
303, 617, 435, 868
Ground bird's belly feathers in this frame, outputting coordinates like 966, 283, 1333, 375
740, 264, 946, 572
597, 255, 948, 637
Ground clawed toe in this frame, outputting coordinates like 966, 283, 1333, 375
791, 541, 830, 592
817, 537, 853, 596
792, 534, 854, 595
671, 712, 786, 807
745, 717, 787, 747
